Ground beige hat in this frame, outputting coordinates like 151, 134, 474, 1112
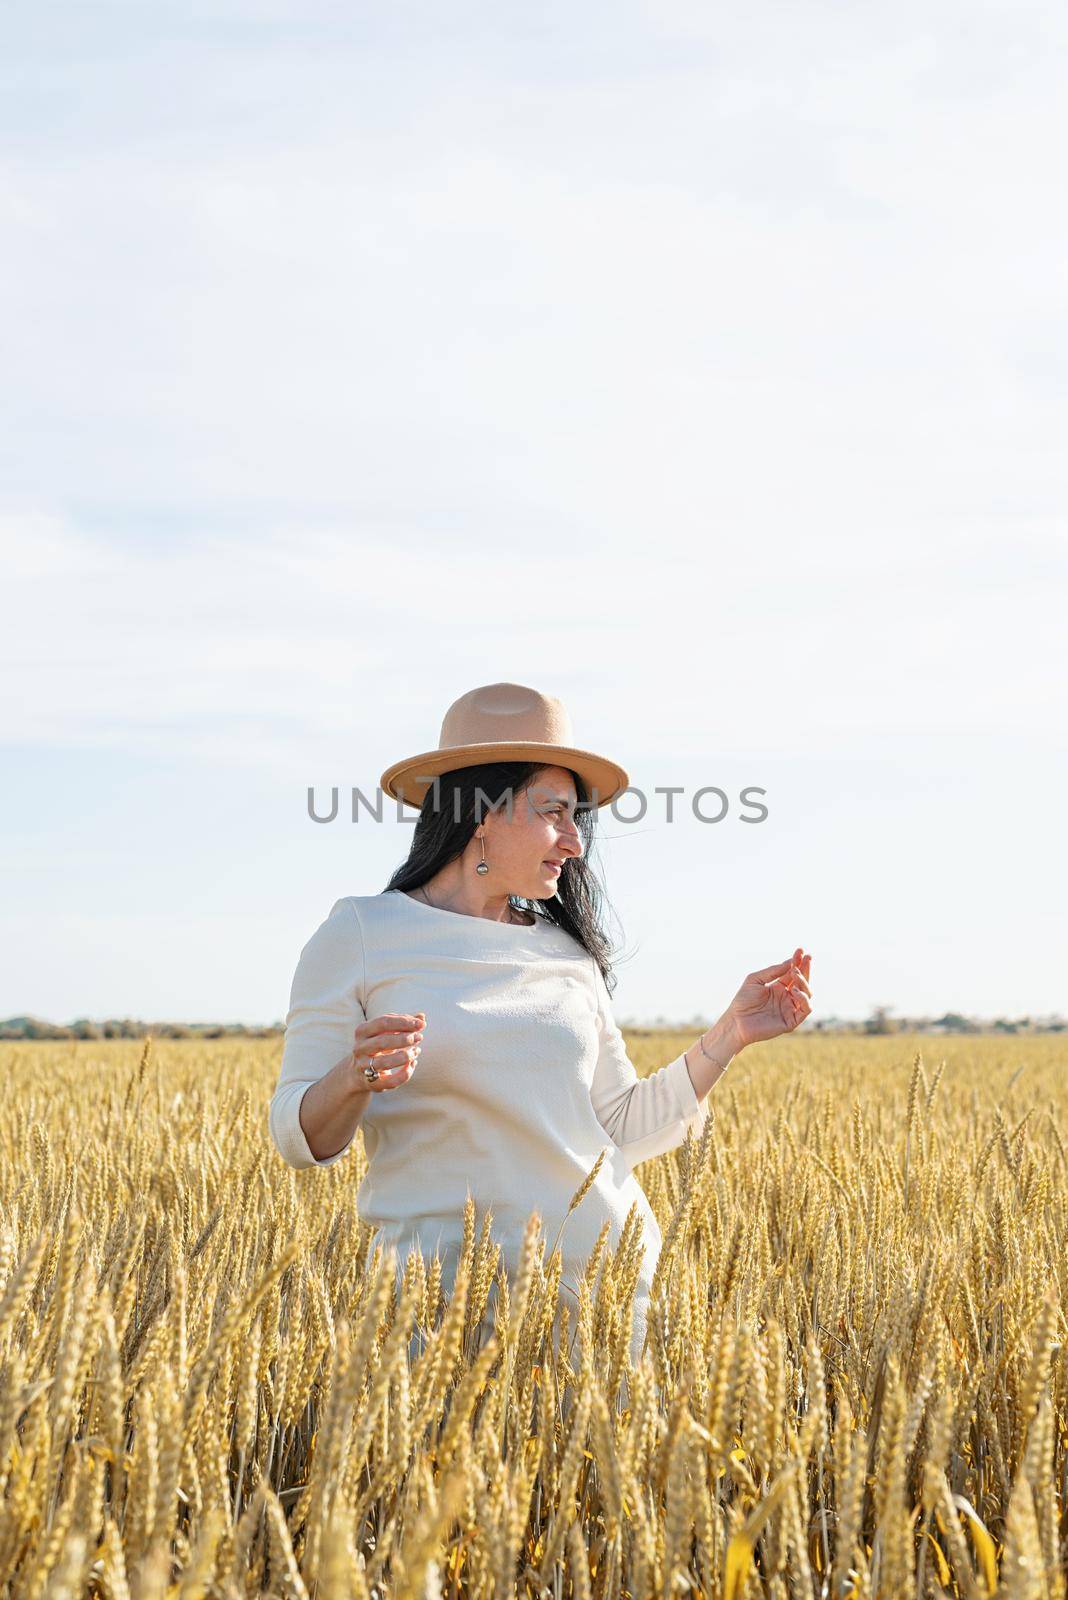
379, 682, 630, 811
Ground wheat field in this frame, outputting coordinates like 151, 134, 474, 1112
0, 1031, 1065, 1598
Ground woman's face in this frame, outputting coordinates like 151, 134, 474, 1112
479, 766, 584, 900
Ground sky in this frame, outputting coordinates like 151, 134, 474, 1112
2, 0, 1065, 1027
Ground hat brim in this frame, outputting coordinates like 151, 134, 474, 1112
379, 743, 630, 811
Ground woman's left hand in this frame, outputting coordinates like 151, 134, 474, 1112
723, 948, 812, 1047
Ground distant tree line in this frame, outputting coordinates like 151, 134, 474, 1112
855, 1005, 1064, 1035
0, 1016, 284, 1041
2, 1007, 1064, 1041
623, 1007, 1065, 1036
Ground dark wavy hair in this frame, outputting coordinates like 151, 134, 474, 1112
382, 761, 621, 993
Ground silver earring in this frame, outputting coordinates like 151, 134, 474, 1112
475, 833, 489, 875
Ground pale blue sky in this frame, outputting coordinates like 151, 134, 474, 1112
2, 1, 1065, 1026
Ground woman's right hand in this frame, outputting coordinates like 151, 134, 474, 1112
352, 1011, 426, 1091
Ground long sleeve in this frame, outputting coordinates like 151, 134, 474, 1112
588, 960, 709, 1169
268, 897, 367, 1169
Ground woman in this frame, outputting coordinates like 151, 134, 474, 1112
268, 682, 813, 1372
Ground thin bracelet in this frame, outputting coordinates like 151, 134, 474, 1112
697, 1030, 731, 1066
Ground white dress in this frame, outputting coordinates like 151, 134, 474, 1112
268, 890, 709, 1366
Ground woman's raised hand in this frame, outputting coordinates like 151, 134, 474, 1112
723, 949, 812, 1047
352, 1011, 426, 1091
